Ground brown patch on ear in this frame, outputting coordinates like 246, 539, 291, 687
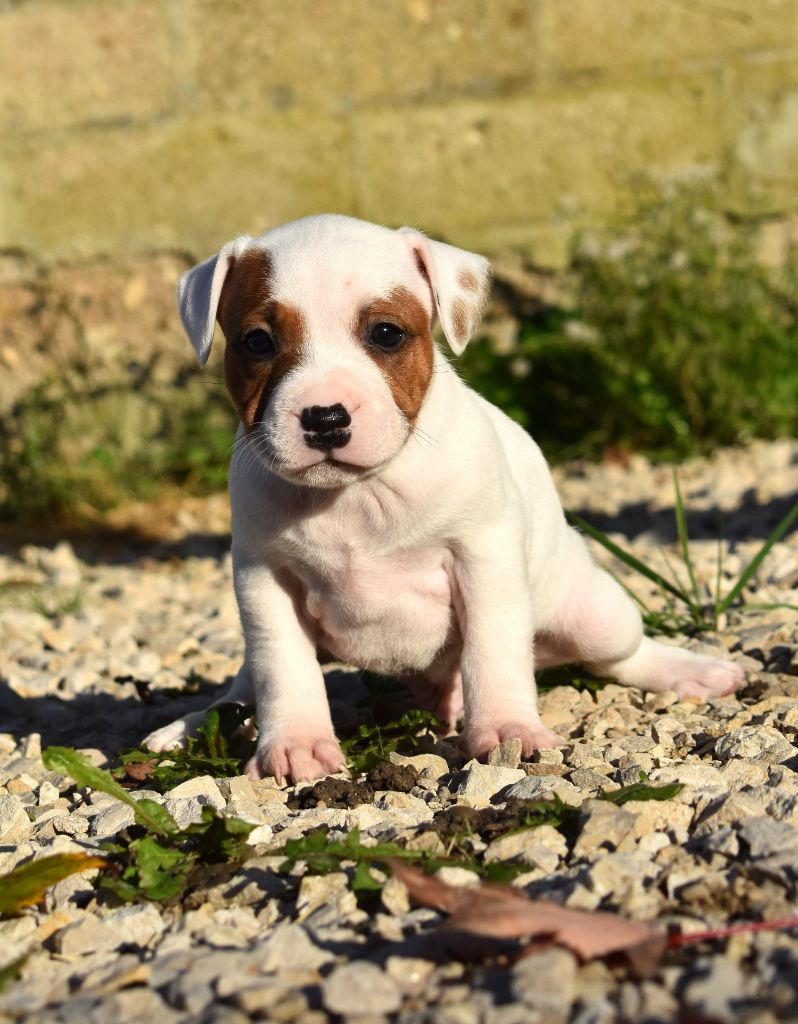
457, 268, 479, 293
217, 248, 306, 431
450, 298, 470, 348
357, 286, 434, 422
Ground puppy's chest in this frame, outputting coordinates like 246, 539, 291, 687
289, 536, 451, 621
279, 517, 455, 669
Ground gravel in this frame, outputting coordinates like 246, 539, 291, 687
0, 439, 796, 1022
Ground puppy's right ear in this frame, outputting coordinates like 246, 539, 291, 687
177, 235, 252, 366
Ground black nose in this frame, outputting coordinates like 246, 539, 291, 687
300, 403, 352, 451
300, 403, 351, 432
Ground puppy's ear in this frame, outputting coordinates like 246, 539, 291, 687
177, 235, 252, 366
399, 228, 491, 355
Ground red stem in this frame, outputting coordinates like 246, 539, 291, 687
667, 916, 798, 948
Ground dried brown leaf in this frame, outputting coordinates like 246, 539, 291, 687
389, 860, 665, 967
123, 759, 158, 782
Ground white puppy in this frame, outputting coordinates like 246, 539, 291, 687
145, 214, 744, 782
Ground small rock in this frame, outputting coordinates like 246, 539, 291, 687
487, 738, 523, 769
259, 923, 334, 973
89, 801, 135, 837
435, 866, 481, 888
322, 961, 402, 1016
484, 827, 565, 872
374, 790, 434, 821
164, 775, 225, 827
715, 726, 795, 765
295, 872, 353, 921
453, 763, 525, 806
683, 958, 750, 1024
218, 776, 256, 801
739, 817, 798, 859
389, 752, 449, 778
573, 800, 637, 857
504, 774, 582, 806
0, 794, 32, 842
381, 875, 410, 915
102, 903, 165, 947
385, 955, 434, 993
55, 914, 117, 956
512, 947, 578, 1014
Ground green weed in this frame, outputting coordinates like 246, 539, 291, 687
341, 708, 444, 775
461, 184, 798, 462
42, 746, 254, 903
279, 776, 683, 900
0, 376, 235, 524
115, 704, 255, 792
569, 471, 798, 633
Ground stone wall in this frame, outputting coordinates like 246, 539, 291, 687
2, 0, 798, 269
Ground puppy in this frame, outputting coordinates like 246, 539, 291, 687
145, 214, 744, 782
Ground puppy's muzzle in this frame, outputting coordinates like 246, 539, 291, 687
301, 403, 352, 452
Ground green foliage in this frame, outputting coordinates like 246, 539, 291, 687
41, 746, 254, 903
0, 375, 235, 523
100, 808, 254, 904
570, 473, 798, 633
43, 746, 180, 837
0, 853, 107, 917
461, 186, 798, 462
115, 705, 255, 792
340, 708, 443, 774
279, 776, 683, 899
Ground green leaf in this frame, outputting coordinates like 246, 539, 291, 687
181, 805, 255, 862
0, 853, 107, 917
115, 704, 255, 792
132, 836, 190, 902
600, 777, 683, 806
341, 708, 442, 774
351, 861, 383, 894
717, 497, 798, 614
672, 469, 703, 618
42, 746, 180, 837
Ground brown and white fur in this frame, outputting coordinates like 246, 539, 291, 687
145, 214, 744, 783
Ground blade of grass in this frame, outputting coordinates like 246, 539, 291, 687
42, 747, 179, 837
566, 511, 691, 604
672, 470, 703, 617
717, 498, 798, 615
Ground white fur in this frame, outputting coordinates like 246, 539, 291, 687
146, 215, 744, 783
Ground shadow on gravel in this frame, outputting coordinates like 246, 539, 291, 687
571, 489, 798, 544
0, 682, 218, 761
0, 529, 230, 568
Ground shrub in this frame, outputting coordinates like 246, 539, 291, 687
460, 186, 798, 461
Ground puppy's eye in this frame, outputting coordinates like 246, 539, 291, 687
242, 329, 276, 358
369, 322, 406, 351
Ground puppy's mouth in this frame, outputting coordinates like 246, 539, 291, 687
291, 455, 373, 479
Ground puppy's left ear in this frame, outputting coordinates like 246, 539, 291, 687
399, 228, 491, 355
177, 235, 252, 367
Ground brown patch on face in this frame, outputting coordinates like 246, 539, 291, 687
356, 286, 434, 421
457, 268, 479, 293
217, 248, 306, 431
450, 298, 470, 348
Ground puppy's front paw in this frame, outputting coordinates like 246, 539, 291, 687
144, 719, 191, 752
246, 735, 346, 784
462, 720, 563, 761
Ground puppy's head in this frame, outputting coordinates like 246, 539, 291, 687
178, 215, 490, 488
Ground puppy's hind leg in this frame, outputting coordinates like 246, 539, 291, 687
144, 666, 254, 752
546, 546, 745, 699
